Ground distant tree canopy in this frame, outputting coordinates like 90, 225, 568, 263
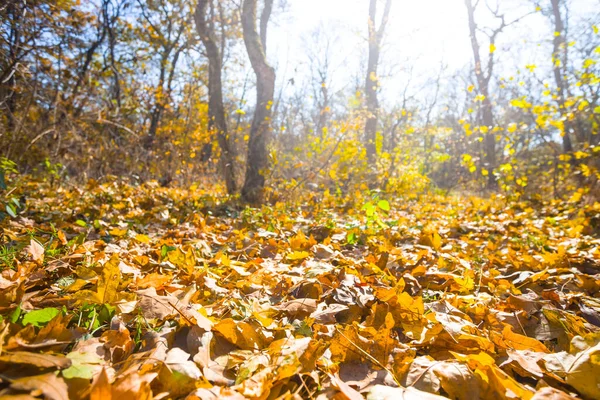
1, 0, 599, 201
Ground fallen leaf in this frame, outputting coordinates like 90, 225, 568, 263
0, 351, 71, 369
10, 373, 69, 400
24, 239, 44, 264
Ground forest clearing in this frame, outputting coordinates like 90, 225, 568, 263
1, 0, 600, 398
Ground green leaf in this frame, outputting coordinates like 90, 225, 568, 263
98, 303, 115, 325
161, 244, 176, 259
347, 232, 357, 245
5, 204, 16, 218
362, 202, 375, 217
62, 351, 104, 379
22, 307, 61, 327
377, 200, 390, 211
75, 220, 87, 227
62, 363, 95, 380
10, 304, 21, 323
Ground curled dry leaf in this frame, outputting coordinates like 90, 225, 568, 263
10, 373, 69, 400
275, 298, 318, 319
0, 351, 71, 369
24, 239, 44, 265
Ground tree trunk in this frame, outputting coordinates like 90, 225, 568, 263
316, 81, 329, 137
364, 0, 391, 164
2, 2, 20, 152
465, 0, 497, 190
240, 0, 275, 203
194, 0, 237, 194
550, 0, 574, 155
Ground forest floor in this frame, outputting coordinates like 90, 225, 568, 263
0, 178, 599, 399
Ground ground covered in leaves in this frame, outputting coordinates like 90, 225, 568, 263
1, 179, 600, 399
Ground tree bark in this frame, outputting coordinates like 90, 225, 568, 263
364, 0, 391, 164
2, 2, 20, 143
240, 0, 275, 203
465, 0, 497, 190
550, 0, 574, 155
194, 0, 237, 194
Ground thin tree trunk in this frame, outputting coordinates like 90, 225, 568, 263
3, 2, 20, 152
104, 0, 122, 110
316, 80, 329, 137
465, 0, 497, 190
364, 0, 391, 164
240, 0, 275, 203
194, 0, 237, 194
550, 0, 574, 155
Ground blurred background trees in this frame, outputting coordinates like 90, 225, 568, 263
0, 0, 599, 201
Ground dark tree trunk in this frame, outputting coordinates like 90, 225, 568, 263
550, 0, 574, 155
2, 2, 20, 146
240, 0, 275, 203
144, 53, 167, 149
139, 8, 186, 151
194, 0, 237, 194
364, 0, 391, 164
103, 0, 121, 110
465, 0, 497, 190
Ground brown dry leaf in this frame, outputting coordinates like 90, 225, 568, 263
275, 298, 318, 319
10, 373, 69, 400
539, 351, 575, 382
390, 292, 425, 339
233, 366, 275, 398
484, 364, 535, 400
71, 254, 132, 305
563, 343, 600, 399
164, 347, 202, 380
136, 287, 178, 320
112, 371, 157, 400
8, 314, 76, 352
329, 373, 363, 400
90, 368, 112, 400
492, 325, 550, 353
177, 304, 213, 331
0, 351, 71, 369
500, 349, 545, 379
338, 362, 396, 390
0, 394, 39, 399
135, 272, 172, 289
186, 387, 246, 400
166, 247, 196, 275
100, 328, 134, 363
365, 384, 449, 399
403, 356, 480, 400
310, 302, 349, 324
24, 239, 44, 265
531, 387, 578, 399
330, 312, 398, 366
154, 348, 201, 398
269, 337, 325, 380
451, 351, 535, 399
419, 230, 442, 251
213, 318, 265, 350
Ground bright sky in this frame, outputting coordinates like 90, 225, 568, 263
268, 0, 599, 106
